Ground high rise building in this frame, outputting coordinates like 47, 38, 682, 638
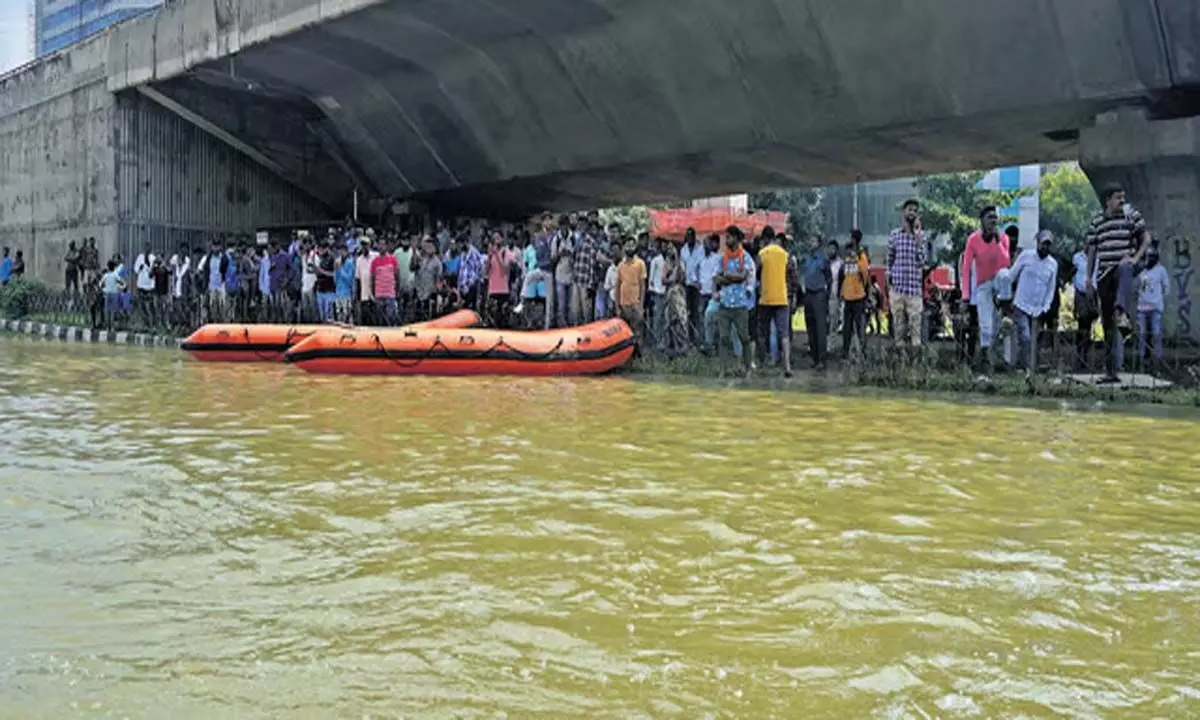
977, 165, 1042, 251
1, 0, 35, 73
35, 0, 159, 56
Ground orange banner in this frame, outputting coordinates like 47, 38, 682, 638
649, 208, 789, 240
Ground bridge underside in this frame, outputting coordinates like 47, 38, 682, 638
115, 0, 1198, 215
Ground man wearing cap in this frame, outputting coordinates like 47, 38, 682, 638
887, 199, 927, 348
1009, 230, 1060, 372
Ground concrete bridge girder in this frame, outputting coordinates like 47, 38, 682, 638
102, 0, 1192, 213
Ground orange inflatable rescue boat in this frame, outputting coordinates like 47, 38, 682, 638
285, 318, 635, 376
181, 309, 480, 362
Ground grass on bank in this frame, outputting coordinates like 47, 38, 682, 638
626, 345, 1200, 407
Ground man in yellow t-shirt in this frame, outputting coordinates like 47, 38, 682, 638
614, 239, 647, 352
756, 229, 793, 376
838, 229, 870, 356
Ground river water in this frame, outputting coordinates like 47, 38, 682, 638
0, 336, 1197, 719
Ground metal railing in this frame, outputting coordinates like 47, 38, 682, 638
3, 282, 1197, 394
0, 284, 545, 337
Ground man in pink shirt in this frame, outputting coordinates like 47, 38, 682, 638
485, 232, 515, 328
960, 206, 1010, 366
370, 237, 400, 325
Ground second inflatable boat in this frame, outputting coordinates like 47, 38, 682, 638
284, 318, 635, 376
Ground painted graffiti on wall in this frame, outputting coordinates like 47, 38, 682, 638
1172, 235, 1193, 340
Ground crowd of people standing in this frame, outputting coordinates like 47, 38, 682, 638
23, 179, 1167, 382
939, 182, 1162, 381
51, 212, 888, 376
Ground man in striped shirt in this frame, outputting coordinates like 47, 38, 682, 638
1085, 183, 1153, 380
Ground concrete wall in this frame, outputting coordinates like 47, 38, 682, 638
114, 91, 332, 262
0, 29, 332, 286
0, 34, 118, 284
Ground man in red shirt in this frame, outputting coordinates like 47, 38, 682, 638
959, 206, 1010, 368
485, 232, 516, 328
370, 237, 400, 325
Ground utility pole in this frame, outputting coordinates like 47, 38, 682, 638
852, 181, 860, 230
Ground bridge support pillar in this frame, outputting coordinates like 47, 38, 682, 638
1080, 109, 1200, 345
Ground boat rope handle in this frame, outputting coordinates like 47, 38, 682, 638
239, 325, 310, 361
244, 326, 280, 362
483, 336, 566, 361
371, 333, 453, 368
366, 332, 568, 368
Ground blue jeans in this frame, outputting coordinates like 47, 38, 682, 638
756, 305, 789, 364
703, 298, 742, 355
1137, 309, 1163, 362
376, 297, 398, 325
103, 293, 120, 325
554, 281, 571, 327
317, 292, 335, 322
595, 291, 611, 319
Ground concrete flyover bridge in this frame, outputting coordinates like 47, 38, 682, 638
3, 0, 1200, 338
98, 0, 1196, 208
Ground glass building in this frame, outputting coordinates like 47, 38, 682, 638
823, 177, 918, 263
35, 0, 159, 55
823, 165, 1043, 262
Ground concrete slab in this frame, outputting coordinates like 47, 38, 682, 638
1066, 373, 1175, 389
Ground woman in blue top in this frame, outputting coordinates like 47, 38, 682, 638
334, 246, 356, 323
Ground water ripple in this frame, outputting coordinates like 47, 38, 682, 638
0, 338, 1197, 717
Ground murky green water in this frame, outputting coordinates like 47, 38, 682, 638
1, 336, 1198, 719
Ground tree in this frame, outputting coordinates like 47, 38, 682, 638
748, 187, 825, 255
1039, 163, 1099, 251
914, 172, 1023, 268
598, 206, 653, 237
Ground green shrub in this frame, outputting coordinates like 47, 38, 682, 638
0, 278, 51, 319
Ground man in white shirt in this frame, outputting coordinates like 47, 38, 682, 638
680, 228, 704, 342
299, 239, 317, 319
134, 244, 156, 291
168, 245, 189, 299
698, 233, 723, 352
647, 240, 666, 350
133, 243, 156, 324
1010, 230, 1060, 372
355, 239, 377, 323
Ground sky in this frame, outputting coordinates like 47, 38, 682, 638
0, 0, 34, 74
